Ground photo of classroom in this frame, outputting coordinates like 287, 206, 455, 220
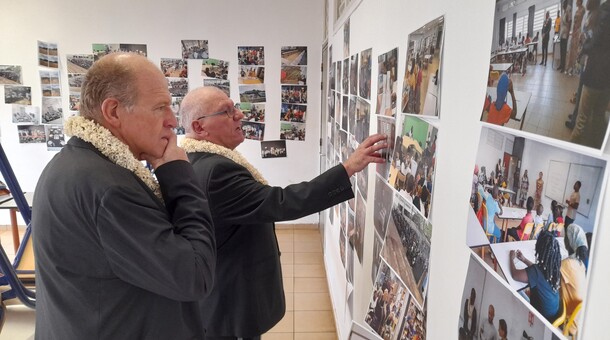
468, 127, 606, 338
481, 0, 610, 150
401, 15, 444, 117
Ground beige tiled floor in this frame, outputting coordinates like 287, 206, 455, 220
0, 227, 337, 340
263, 228, 337, 339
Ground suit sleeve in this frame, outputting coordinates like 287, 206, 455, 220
209, 161, 354, 224
96, 160, 216, 302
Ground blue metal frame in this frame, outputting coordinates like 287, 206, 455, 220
0, 143, 36, 308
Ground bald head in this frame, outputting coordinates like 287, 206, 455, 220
80, 53, 160, 122
180, 86, 227, 135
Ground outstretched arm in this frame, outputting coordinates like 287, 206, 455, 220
343, 134, 388, 177
509, 250, 530, 283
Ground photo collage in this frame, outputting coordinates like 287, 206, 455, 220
280, 46, 307, 141
238, 46, 266, 141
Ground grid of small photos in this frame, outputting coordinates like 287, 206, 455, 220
237, 46, 266, 142
324, 16, 446, 340
279, 46, 307, 141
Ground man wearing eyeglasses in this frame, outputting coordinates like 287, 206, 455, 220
180, 86, 387, 340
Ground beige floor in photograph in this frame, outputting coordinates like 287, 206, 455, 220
0, 226, 337, 340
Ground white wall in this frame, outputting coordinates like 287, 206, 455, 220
323, 0, 610, 339
0, 0, 324, 225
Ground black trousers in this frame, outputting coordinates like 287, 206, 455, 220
559, 38, 568, 70
541, 39, 549, 65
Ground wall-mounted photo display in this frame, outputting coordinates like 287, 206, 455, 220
45, 125, 65, 151
66, 54, 93, 74
202, 58, 228, 80
238, 65, 264, 84
238, 46, 264, 65
239, 84, 266, 103
348, 95, 357, 135
481, 0, 610, 150
181, 40, 208, 60
344, 18, 350, 58
203, 79, 230, 97
41, 84, 61, 98
41, 97, 63, 124
376, 47, 398, 117
279, 121, 305, 141
350, 53, 358, 95
167, 77, 188, 97
401, 15, 444, 117
38, 41, 58, 68
281, 65, 307, 85
69, 92, 80, 112
0, 65, 22, 85
241, 102, 265, 122
160, 58, 188, 78
467, 126, 607, 338
350, 190, 366, 264
260, 140, 286, 158
11, 105, 39, 124
396, 294, 427, 340
340, 224, 347, 268
281, 85, 307, 104
280, 103, 306, 123
241, 121, 265, 141
17, 125, 45, 144
354, 97, 370, 144
67, 73, 84, 93
39, 70, 60, 87
346, 222, 355, 284
387, 115, 438, 220
359, 48, 372, 100
281, 46, 307, 66
92, 43, 147, 61
459, 253, 563, 340
336, 60, 342, 93
4, 85, 31, 105
342, 57, 350, 94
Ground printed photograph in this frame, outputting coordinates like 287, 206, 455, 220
41, 84, 61, 97
181, 40, 208, 59
0, 65, 21, 85
92, 43, 120, 61
336, 61, 342, 93
238, 46, 265, 65
344, 18, 350, 58
4, 85, 31, 105
119, 44, 147, 56
371, 231, 384, 283
330, 61, 336, 91
281, 103, 307, 123
12, 105, 40, 124
364, 259, 409, 340
45, 125, 66, 151
376, 115, 396, 178
281, 66, 307, 85
18, 125, 46, 144
402, 16, 444, 117
359, 48, 372, 100
342, 96, 349, 131
376, 47, 399, 116
342, 58, 350, 94
167, 77, 188, 97
349, 190, 366, 263
66, 54, 93, 73
40, 70, 60, 85
239, 84, 266, 103
340, 225, 347, 268
281, 46, 307, 66
238, 65, 264, 84
279, 121, 306, 141
171, 97, 184, 114
202, 59, 229, 80
203, 79, 230, 97
397, 295, 427, 340
261, 140, 287, 158
481, 0, 610, 150
281, 85, 307, 104
241, 102, 265, 122
161, 58, 188, 78
69, 92, 80, 111
41, 97, 63, 124
374, 173, 394, 238
68, 73, 85, 92
242, 121, 265, 141
354, 97, 370, 144
350, 53, 358, 95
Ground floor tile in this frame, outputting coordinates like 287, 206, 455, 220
294, 252, 323, 265
294, 277, 329, 293
263, 333, 293, 340
294, 292, 332, 311
268, 311, 294, 333
294, 311, 335, 332
293, 240, 322, 253
294, 333, 336, 340
294, 264, 326, 278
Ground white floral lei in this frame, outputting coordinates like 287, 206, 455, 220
64, 116, 163, 200
181, 137, 268, 185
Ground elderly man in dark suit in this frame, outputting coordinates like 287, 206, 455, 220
32, 53, 216, 339
180, 86, 387, 340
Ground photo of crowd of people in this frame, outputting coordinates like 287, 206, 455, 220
387, 116, 437, 219
281, 65, 307, 85
459, 254, 559, 340
45, 125, 65, 151
397, 296, 427, 340
238, 46, 264, 65
161, 58, 188, 78
381, 193, 432, 307
241, 121, 265, 141
481, 0, 610, 150
467, 127, 606, 338
376, 48, 399, 117
181, 40, 208, 59
4, 85, 31, 105
66, 54, 93, 74
68, 73, 84, 92
281, 46, 307, 66
11, 105, 39, 124
280, 103, 306, 123
240, 102, 265, 122
401, 16, 444, 117
201, 58, 228, 80
365, 260, 409, 340
260, 140, 287, 158
281, 85, 307, 104
93, 43, 147, 61
17, 125, 45, 144
167, 77, 188, 97
359, 48, 372, 100
203, 79, 230, 97
38, 41, 58, 68
0, 65, 22, 84
41, 97, 63, 124
279, 121, 305, 141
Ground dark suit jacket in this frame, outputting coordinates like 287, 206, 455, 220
188, 151, 353, 337
32, 137, 216, 339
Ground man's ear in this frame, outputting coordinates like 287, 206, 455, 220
100, 98, 121, 128
191, 120, 207, 137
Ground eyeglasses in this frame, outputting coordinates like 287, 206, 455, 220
197, 103, 241, 120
